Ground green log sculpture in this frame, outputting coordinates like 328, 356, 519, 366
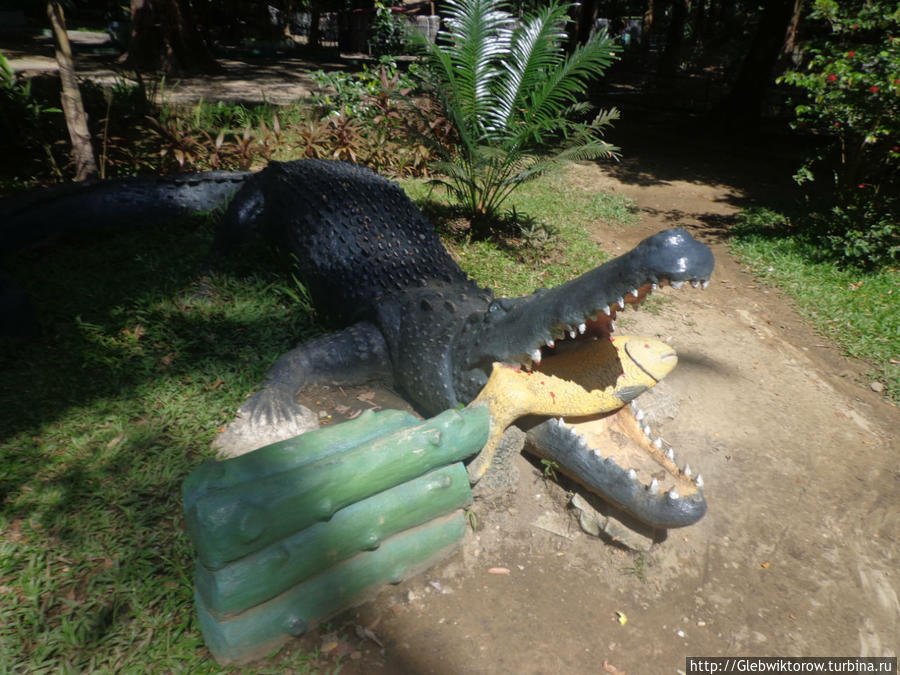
184, 407, 488, 569
195, 464, 473, 618
195, 512, 466, 664
183, 406, 490, 665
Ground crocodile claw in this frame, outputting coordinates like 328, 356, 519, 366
213, 386, 319, 458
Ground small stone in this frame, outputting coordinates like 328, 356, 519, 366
870, 381, 885, 393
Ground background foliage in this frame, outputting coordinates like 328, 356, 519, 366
778, 0, 900, 268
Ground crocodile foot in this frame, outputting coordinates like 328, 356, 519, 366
213, 385, 319, 458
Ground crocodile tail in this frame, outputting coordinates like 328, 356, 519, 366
0, 171, 250, 255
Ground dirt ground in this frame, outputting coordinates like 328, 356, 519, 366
293, 136, 898, 674
6, 40, 898, 674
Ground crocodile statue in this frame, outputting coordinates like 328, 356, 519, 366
1, 159, 714, 528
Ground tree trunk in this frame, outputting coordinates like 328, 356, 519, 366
121, 0, 217, 75
567, 0, 598, 51
782, 0, 802, 57
657, 0, 690, 78
718, 0, 801, 128
641, 0, 653, 59
47, 2, 98, 182
308, 2, 322, 48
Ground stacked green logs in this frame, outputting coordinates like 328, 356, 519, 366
183, 406, 490, 665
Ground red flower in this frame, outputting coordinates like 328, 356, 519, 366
827, 74, 838, 82
893, 146, 900, 152
870, 85, 879, 93
847, 50, 856, 58
858, 183, 866, 189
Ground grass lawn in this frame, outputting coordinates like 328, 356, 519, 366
729, 209, 899, 402
0, 166, 633, 671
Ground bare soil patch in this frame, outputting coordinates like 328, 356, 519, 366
283, 121, 898, 675
264, 133, 898, 674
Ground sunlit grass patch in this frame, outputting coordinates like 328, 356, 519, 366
0, 217, 317, 671
730, 208, 899, 402
403, 165, 637, 297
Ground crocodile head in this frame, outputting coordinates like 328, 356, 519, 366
470, 335, 706, 529
454, 228, 714, 528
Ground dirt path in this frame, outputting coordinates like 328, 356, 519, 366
304, 127, 898, 673
6, 42, 897, 671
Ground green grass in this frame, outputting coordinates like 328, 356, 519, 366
403, 167, 637, 297
0, 218, 320, 672
0, 166, 637, 670
729, 208, 900, 402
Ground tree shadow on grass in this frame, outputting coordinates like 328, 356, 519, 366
0, 217, 328, 668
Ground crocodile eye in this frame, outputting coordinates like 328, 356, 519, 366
487, 298, 512, 314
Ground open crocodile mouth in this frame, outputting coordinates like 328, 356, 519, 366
467, 278, 708, 529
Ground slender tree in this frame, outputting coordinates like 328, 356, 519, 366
47, 1, 98, 181
718, 0, 803, 126
121, 0, 217, 74
657, 0, 690, 77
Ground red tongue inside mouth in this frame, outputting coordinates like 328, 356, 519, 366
585, 314, 615, 338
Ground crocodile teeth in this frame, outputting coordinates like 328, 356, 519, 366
616, 297, 625, 308
670, 280, 684, 290
701, 279, 710, 290
653, 437, 663, 449
635, 408, 645, 421
569, 329, 576, 338
683, 464, 692, 477
668, 487, 680, 500
530, 349, 542, 364
626, 469, 637, 480
577, 322, 586, 334
555, 417, 566, 428
696, 473, 704, 488
546, 339, 555, 348
601, 305, 611, 316
691, 279, 700, 288
643, 425, 651, 436
651, 282, 659, 291
648, 478, 658, 491
609, 320, 616, 332
631, 288, 639, 298
665, 447, 675, 461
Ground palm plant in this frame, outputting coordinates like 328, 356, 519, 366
413, 0, 621, 228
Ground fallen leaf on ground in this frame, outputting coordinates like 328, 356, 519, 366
355, 624, 384, 647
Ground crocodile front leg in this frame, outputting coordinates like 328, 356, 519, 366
214, 322, 393, 457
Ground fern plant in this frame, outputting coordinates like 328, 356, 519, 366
413, 0, 621, 228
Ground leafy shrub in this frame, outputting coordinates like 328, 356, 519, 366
778, 0, 899, 268
412, 0, 620, 233
0, 52, 64, 181
307, 59, 451, 176
369, 1, 411, 57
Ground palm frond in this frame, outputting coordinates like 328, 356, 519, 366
487, 3, 570, 135
525, 28, 619, 132
426, 0, 513, 137
413, 0, 621, 223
